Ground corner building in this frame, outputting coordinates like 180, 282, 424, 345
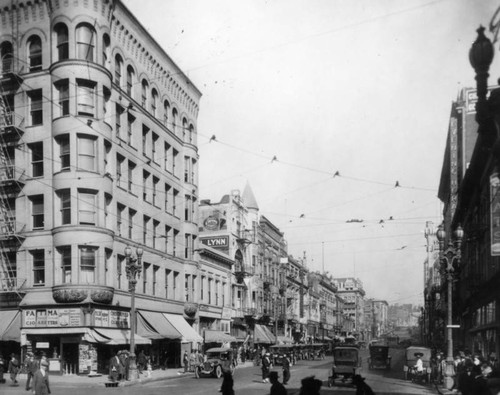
0, 0, 202, 374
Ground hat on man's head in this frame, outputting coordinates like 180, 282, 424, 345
269, 371, 279, 381
41, 360, 49, 367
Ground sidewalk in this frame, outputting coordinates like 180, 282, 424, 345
37, 361, 255, 388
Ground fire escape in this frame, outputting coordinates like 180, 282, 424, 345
0, 44, 27, 301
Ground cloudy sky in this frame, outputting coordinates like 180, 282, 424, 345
122, 0, 500, 305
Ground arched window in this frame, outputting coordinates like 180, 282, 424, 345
172, 108, 178, 136
163, 100, 170, 127
114, 54, 123, 85
0, 41, 13, 73
76, 23, 95, 61
28, 35, 42, 71
182, 118, 187, 141
189, 124, 194, 144
141, 79, 148, 108
102, 34, 110, 68
126, 66, 134, 96
151, 89, 158, 116
54, 23, 68, 60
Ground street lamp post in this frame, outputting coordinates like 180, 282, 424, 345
125, 246, 143, 381
436, 224, 463, 391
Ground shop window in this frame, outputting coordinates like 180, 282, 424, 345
29, 142, 43, 177
31, 249, 45, 286
55, 23, 69, 61
28, 35, 42, 71
76, 23, 95, 61
80, 246, 96, 283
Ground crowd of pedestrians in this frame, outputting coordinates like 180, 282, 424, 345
0, 352, 51, 395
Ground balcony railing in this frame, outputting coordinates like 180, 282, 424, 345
0, 277, 26, 292
0, 164, 27, 185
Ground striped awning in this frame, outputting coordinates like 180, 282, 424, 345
204, 330, 236, 343
254, 324, 272, 344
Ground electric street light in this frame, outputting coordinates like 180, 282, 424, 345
125, 245, 143, 380
436, 224, 463, 390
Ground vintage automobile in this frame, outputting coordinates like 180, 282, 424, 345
269, 344, 294, 365
368, 344, 391, 370
195, 347, 234, 379
328, 346, 362, 387
403, 346, 432, 384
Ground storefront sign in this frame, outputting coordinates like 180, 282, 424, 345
491, 174, 500, 255
36, 342, 49, 348
94, 309, 126, 328
23, 308, 82, 328
200, 236, 229, 249
221, 307, 232, 320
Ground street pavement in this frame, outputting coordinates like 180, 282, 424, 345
0, 352, 449, 394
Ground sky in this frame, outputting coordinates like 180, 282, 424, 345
122, 0, 500, 305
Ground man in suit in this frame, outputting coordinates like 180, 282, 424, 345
25, 352, 39, 391
109, 353, 123, 382
32, 360, 50, 395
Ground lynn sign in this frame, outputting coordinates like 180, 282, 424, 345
491, 174, 500, 256
200, 236, 229, 249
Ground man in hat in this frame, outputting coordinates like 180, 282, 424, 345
282, 353, 291, 385
414, 352, 424, 373
261, 352, 272, 383
32, 359, 50, 395
269, 371, 287, 395
25, 352, 39, 391
352, 374, 375, 395
8, 353, 20, 385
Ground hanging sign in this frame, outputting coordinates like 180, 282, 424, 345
491, 174, 500, 255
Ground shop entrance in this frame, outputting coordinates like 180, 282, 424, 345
61, 341, 79, 374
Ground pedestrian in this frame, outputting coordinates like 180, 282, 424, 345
146, 357, 152, 378
109, 352, 123, 382
220, 370, 235, 395
352, 374, 375, 395
261, 352, 271, 383
458, 359, 475, 395
25, 352, 39, 391
298, 375, 322, 395
197, 349, 204, 368
162, 350, 168, 370
269, 371, 287, 395
183, 350, 189, 373
8, 353, 19, 386
32, 359, 50, 395
189, 350, 196, 372
118, 350, 129, 380
472, 363, 494, 395
137, 350, 146, 374
282, 353, 291, 385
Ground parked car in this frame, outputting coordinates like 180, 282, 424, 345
195, 347, 234, 378
403, 346, 432, 384
368, 345, 391, 370
328, 346, 362, 387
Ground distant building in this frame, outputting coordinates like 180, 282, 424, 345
332, 278, 366, 340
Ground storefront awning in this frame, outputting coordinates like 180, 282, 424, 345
93, 328, 151, 345
254, 324, 272, 344
261, 325, 276, 343
0, 310, 20, 342
204, 330, 236, 343
163, 313, 202, 343
138, 311, 182, 340
276, 335, 294, 344
83, 328, 114, 343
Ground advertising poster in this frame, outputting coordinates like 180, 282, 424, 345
47, 309, 59, 327
36, 310, 47, 327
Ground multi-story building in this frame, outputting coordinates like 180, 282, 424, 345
0, 0, 202, 374
317, 273, 338, 341
282, 254, 308, 342
332, 277, 366, 339
438, 83, 500, 358
364, 299, 389, 339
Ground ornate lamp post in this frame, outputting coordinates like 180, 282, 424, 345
469, 25, 494, 123
125, 246, 143, 380
436, 224, 464, 390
